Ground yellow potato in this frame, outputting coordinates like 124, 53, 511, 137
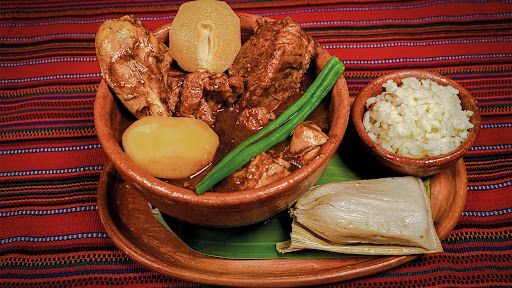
169, 0, 241, 73
122, 116, 219, 179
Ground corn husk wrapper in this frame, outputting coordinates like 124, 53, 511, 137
277, 176, 443, 255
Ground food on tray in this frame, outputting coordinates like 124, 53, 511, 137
363, 77, 474, 157
169, 0, 241, 73
229, 17, 315, 130
95, 0, 343, 192
122, 116, 219, 179
95, 16, 172, 118
277, 176, 443, 255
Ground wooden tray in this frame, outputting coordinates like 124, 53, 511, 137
97, 159, 467, 287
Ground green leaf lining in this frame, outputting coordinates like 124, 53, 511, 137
153, 152, 431, 259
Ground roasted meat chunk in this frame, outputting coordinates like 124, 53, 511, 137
239, 107, 273, 130
204, 73, 244, 104
290, 122, 328, 166
229, 17, 315, 130
95, 16, 171, 118
164, 68, 186, 113
177, 71, 212, 124
230, 153, 291, 190
177, 70, 243, 126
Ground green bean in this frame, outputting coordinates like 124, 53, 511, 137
195, 58, 344, 194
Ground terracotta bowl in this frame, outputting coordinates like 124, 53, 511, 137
94, 13, 350, 228
351, 70, 480, 177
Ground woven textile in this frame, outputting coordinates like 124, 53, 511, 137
1, 0, 511, 287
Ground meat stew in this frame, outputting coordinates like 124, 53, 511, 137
98, 15, 332, 192
169, 73, 331, 192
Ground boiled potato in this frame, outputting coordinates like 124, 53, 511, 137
169, 0, 241, 73
122, 116, 219, 179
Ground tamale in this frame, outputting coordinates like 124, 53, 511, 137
277, 176, 443, 255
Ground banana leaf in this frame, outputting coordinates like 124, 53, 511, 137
156, 209, 346, 259
153, 152, 430, 259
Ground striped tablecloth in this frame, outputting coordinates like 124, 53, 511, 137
1, 1, 511, 287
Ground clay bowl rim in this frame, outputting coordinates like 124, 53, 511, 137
94, 13, 350, 207
351, 69, 481, 172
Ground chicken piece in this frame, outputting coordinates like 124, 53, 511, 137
229, 17, 315, 130
239, 107, 274, 130
177, 70, 215, 125
177, 70, 243, 126
230, 153, 291, 190
290, 122, 328, 166
95, 15, 171, 118
204, 74, 244, 105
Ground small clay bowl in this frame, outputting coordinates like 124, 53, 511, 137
351, 70, 481, 177
94, 13, 350, 228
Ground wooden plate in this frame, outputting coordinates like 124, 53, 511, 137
97, 160, 467, 287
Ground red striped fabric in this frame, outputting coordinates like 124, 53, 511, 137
1, 0, 511, 286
